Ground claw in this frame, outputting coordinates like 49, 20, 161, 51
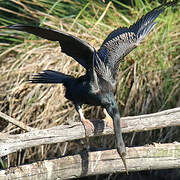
103, 109, 127, 129
81, 118, 94, 136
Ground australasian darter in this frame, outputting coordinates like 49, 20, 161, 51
1, 1, 177, 173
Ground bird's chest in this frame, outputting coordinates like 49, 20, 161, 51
65, 81, 102, 106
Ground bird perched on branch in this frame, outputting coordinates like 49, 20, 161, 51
1, 1, 177, 174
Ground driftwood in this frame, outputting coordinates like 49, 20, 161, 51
0, 143, 180, 180
0, 112, 36, 132
0, 107, 180, 158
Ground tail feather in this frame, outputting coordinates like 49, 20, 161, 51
29, 70, 72, 84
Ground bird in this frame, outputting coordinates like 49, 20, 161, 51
1, 1, 177, 174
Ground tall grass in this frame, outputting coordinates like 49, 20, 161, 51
0, 0, 179, 178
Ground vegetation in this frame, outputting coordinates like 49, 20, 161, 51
0, 0, 179, 179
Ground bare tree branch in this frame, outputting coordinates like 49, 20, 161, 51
0, 107, 180, 158
0, 112, 36, 132
0, 143, 180, 180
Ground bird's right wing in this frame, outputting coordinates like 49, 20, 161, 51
98, 1, 177, 75
2, 24, 100, 92
2, 24, 94, 70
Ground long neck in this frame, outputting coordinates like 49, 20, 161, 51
105, 94, 125, 152
103, 93, 127, 171
102, 93, 126, 154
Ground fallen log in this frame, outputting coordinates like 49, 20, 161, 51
0, 107, 180, 157
0, 143, 180, 180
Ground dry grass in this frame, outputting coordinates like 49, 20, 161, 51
0, 0, 180, 178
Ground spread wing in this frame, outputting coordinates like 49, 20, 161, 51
3, 24, 100, 92
98, 1, 177, 76
4, 24, 94, 69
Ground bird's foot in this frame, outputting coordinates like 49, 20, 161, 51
104, 115, 113, 129
103, 109, 127, 129
104, 115, 127, 129
81, 119, 95, 137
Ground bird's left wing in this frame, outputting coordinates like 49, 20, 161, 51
98, 1, 177, 74
2, 24, 94, 69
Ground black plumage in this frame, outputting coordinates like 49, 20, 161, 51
2, 1, 176, 173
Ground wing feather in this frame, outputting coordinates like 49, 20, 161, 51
4, 24, 94, 69
3, 24, 100, 92
98, 1, 177, 77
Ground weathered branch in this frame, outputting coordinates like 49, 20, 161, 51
0, 107, 180, 158
0, 112, 35, 132
0, 142, 180, 180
